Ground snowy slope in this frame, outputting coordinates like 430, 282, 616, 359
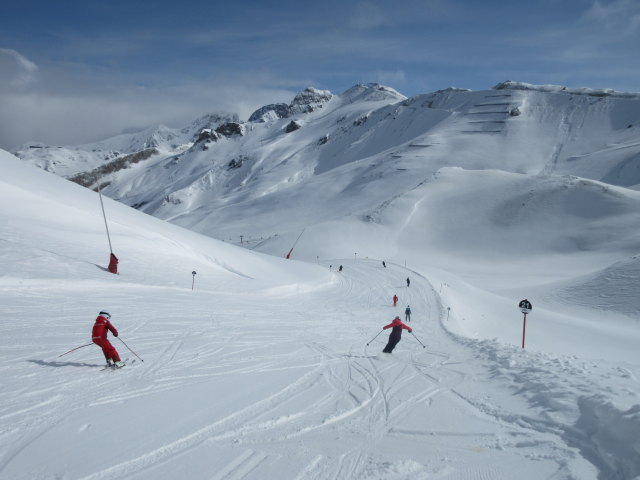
3, 79, 640, 479
10, 81, 640, 359
2, 145, 640, 479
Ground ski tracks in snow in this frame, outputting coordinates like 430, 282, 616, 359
0, 260, 603, 479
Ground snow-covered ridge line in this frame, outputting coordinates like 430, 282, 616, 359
494, 80, 640, 99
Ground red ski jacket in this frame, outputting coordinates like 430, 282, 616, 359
383, 317, 412, 333
92, 315, 118, 341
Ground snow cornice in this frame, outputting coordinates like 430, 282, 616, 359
494, 80, 640, 99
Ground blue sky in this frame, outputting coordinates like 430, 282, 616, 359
1, 0, 639, 149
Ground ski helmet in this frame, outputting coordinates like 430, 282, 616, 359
99, 311, 111, 319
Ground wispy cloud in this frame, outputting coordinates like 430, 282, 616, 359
0, 50, 297, 150
372, 69, 406, 86
584, 0, 640, 35
0, 48, 38, 88
348, 2, 389, 30
1, 0, 639, 149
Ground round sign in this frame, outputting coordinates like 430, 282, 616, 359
518, 299, 532, 314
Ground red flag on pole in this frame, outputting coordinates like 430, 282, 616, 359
98, 182, 118, 274
108, 253, 119, 274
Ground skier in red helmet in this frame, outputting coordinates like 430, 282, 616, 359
382, 316, 412, 353
92, 311, 123, 368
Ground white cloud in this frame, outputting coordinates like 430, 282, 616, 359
584, 0, 640, 35
0, 50, 298, 150
349, 2, 388, 30
373, 69, 406, 86
0, 48, 39, 88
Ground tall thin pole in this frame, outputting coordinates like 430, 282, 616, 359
521, 312, 527, 349
286, 228, 306, 259
97, 182, 113, 254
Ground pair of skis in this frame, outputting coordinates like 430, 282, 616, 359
101, 358, 136, 371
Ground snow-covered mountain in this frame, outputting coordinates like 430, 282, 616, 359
19, 82, 640, 237
14, 112, 238, 178
3, 79, 640, 479
2, 143, 640, 479
14, 80, 640, 318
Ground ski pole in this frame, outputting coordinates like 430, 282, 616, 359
410, 331, 426, 349
58, 343, 94, 358
366, 330, 384, 346
117, 337, 144, 362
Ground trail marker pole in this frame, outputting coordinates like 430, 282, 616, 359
518, 299, 533, 349
192, 271, 197, 290
97, 181, 119, 273
97, 182, 113, 254
285, 228, 305, 259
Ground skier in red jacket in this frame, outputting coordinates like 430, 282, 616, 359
382, 316, 412, 353
393, 294, 398, 306
92, 311, 123, 367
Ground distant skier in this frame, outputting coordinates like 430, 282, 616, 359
406, 277, 410, 287
92, 311, 124, 368
382, 316, 412, 353
393, 294, 398, 306
405, 305, 411, 322
339, 265, 343, 272
382, 260, 386, 268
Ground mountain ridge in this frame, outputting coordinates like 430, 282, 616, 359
13, 81, 640, 268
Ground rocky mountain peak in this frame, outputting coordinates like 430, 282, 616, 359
340, 83, 406, 103
248, 103, 291, 123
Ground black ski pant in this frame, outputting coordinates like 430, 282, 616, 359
383, 331, 402, 353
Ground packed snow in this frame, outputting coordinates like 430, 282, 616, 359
1, 160, 639, 480
3, 80, 640, 479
